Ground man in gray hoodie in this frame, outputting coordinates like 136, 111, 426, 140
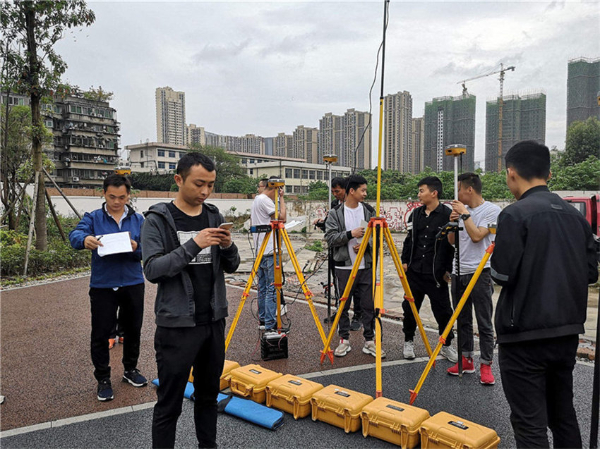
142, 152, 240, 449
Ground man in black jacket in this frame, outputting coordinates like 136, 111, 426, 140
142, 152, 240, 448
491, 141, 598, 448
400, 176, 457, 362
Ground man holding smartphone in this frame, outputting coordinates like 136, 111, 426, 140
142, 152, 240, 448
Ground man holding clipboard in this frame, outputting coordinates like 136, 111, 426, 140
69, 174, 147, 402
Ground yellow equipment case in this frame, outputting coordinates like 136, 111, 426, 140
220, 360, 241, 390
310, 384, 373, 433
229, 364, 282, 404
361, 397, 430, 449
265, 374, 324, 419
420, 412, 500, 449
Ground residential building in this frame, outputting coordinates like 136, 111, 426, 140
424, 94, 476, 172
292, 125, 318, 163
264, 137, 274, 156
156, 87, 186, 145
567, 57, 600, 129
42, 92, 120, 188
186, 124, 205, 147
485, 92, 546, 172
384, 91, 412, 172
411, 117, 424, 173
318, 112, 343, 165
274, 133, 293, 158
0, 93, 30, 107
127, 142, 188, 173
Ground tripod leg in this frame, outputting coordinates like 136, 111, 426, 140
374, 222, 385, 397
225, 231, 271, 352
383, 227, 433, 358
409, 243, 494, 405
321, 226, 373, 364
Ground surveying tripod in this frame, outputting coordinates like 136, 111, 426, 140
225, 179, 331, 363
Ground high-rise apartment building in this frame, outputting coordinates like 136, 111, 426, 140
318, 112, 342, 164
567, 57, 600, 129
384, 91, 412, 172
274, 133, 293, 158
186, 124, 205, 147
292, 126, 318, 163
485, 92, 546, 172
424, 94, 476, 172
410, 117, 424, 174
318, 109, 371, 170
156, 87, 186, 145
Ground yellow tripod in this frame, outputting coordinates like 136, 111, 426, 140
225, 180, 332, 363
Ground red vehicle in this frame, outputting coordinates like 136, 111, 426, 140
564, 194, 600, 261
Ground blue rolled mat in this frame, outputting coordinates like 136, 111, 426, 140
151, 380, 284, 430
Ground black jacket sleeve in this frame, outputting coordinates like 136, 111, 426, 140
491, 210, 525, 287
401, 211, 414, 265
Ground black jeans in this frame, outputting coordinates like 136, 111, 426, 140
89, 283, 144, 381
335, 268, 374, 341
152, 319, 225, 449
402, 269, 454, 345
451, 269, 495, 364
499, 335, 581, 448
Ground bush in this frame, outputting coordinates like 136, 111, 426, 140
305, 240, 324, 252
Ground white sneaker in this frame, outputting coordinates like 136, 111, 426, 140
362, 341, 386, 358
403, 341, 415, 359
440, 345, 458, 363
334, 339, 351, 357
280, 304, 288, 316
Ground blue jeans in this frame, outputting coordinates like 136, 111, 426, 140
258, 255, 277, 330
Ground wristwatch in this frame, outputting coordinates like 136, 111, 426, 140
460, 213, 471, 221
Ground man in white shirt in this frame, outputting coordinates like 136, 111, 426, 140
325, 175, 384, 358
250, 176, 286, 331
446, 172, 501, 385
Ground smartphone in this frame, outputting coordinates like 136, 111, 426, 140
219, 222, 234, 230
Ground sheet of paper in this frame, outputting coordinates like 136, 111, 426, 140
96, 232, 133, 257
357, 219, 369, 243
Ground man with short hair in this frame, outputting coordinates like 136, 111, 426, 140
69, 174, 147, 402
400, 176, 457, 362
251, 175, 287, 332
491, 141, 598, 448
325, 174, 384, 358
446, 172, 500, 384
142, 152, 240, 448
257, 178, 268, 195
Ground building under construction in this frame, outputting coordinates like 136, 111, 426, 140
485, 92, 546, 172
424, 94, 476, 172
567, 57, 600, 130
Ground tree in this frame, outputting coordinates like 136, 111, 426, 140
188, 144, 245, 193
563, 117, 600, 166
222, 176, 260, 195
307, 181, 329, 200
1, 1, 95, 250
550, 155, 600, 191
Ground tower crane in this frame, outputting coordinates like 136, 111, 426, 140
457, 63, 516, 171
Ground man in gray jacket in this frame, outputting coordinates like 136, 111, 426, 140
142, 152, 240, 449
325, 174, 385, 358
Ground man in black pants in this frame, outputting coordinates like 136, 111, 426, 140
491, 141, 598, 448
142, 152, 240, 448
400, 176, 457, 363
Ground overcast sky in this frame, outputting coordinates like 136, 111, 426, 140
54, 0, 599, 166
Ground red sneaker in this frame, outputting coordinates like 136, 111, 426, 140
108, 338, 116, 349
117, 336, 124, 344
447, 356, 475, 376
480, 364, 495, 385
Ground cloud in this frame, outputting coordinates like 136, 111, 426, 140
192, 39, 251, 63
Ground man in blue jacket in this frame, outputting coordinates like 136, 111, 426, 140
69, 174, 147, 402
492, 141, 598, 448
142, 152, 240, 449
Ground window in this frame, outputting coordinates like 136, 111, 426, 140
309, 170, 315, 180
158, 162, 165, 169
317, 171, 323, 180
285, 168, 293, 178
169, 163, 176, 170
141, 162, 144, 168
140, 150, 144, 158
44, 119, 53, 128
158, 150, 165, 157
286, 186, 292, 193
302, 170, 308, 178
169, 151, 175, 158
293, 169, 300, 179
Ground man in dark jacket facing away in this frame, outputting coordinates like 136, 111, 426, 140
400, 176, 457, 363
142, 152, 240, 448
491, 140, 598, 448
69, 174, 147, 402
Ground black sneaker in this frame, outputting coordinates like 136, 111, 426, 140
123, 369, 148, 387
350, 319, 362, 331
97, 379, 114, 401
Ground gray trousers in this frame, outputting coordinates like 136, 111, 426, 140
335, 268, 374, 341
451, 269, 495, 364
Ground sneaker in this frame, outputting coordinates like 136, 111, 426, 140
480, 364, 495, 385
403, 340, 415, 359
258, 320, 266, 330
350, 318, 362, 331
362, 340, 386, 358
108, 338, 116, 349
123, 369, 148, 387
447, 356, 475, 376
117, 336, 124, 344
97, 379, 114, 401
440, 345, 458, 363
280, 304, 288, 316
334, 339, 351, 357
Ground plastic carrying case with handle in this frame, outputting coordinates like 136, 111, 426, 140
265, 374, 324, 419
229, 364, 282, 404
310, 384, 373, 433
220, 360, 241, 390
420, 412, 500, 449
361, 397, 430, 449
